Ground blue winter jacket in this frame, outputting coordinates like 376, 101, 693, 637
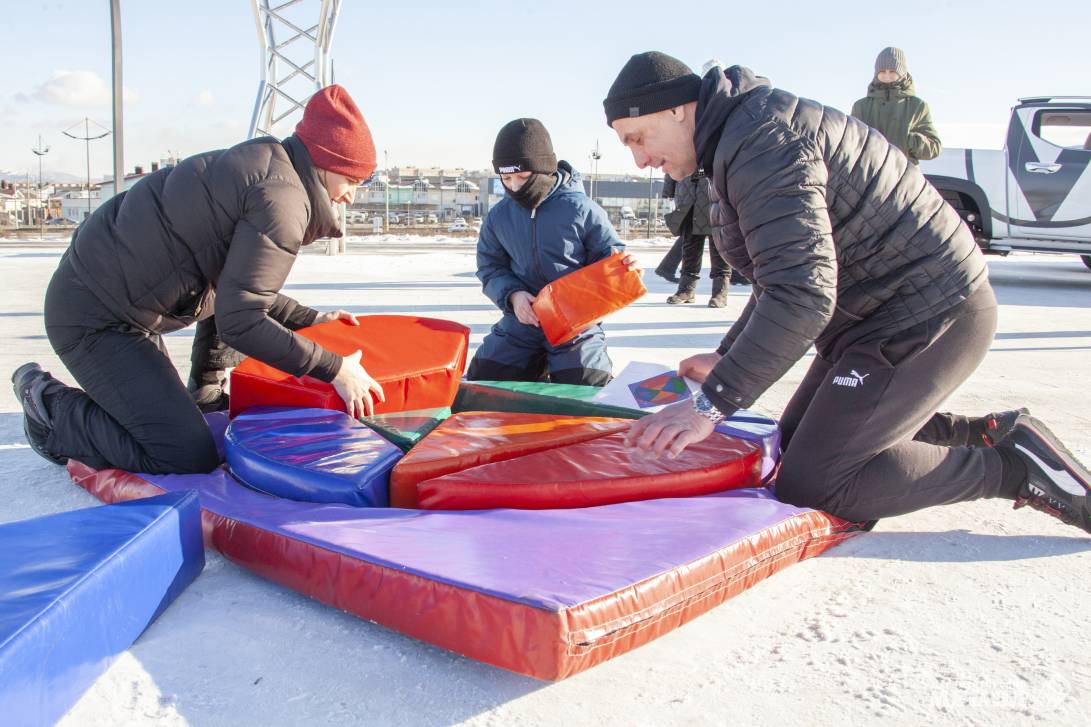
477, 161, 624, 313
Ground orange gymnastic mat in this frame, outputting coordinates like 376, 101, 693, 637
532, 252, 646, 345
388, 411, 630, 508
229, 315, 469, 418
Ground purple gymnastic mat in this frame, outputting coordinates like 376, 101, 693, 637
68, 412, 855, 679
140, 466, 804, 610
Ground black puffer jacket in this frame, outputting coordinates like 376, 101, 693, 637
695, 66, 987, 416
65, 134, 342, 382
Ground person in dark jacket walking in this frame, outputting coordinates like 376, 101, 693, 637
603, 52, 1090, 535
12, 85, 386, 475
850, 47, 941, 163
660, 171, 730, 307
654, 59, 743, 301
467, 118, 636, 386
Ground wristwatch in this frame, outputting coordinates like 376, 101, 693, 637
692, 391, 726, 424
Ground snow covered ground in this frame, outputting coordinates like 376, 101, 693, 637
1, 238, 1089, 726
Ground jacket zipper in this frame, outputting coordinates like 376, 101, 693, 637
530, 206, 547, 285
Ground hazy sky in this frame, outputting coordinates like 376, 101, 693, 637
5, 0, 1089, 179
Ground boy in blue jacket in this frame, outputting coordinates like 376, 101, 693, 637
468, 118, 633, 386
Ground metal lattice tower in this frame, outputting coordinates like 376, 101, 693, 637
248, 0, 342, 139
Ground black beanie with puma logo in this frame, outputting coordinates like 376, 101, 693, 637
492, 118, 557, 175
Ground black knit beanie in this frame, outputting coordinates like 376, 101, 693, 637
603, 51, 702, 125
492, 118, 557, 174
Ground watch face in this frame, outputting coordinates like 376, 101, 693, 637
693, 393, 723, 422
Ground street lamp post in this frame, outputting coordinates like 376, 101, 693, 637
31, 136, 49, 237
383, 150, 389, 231
647, 168, 654, 239
589, 140, 601, 201
110, 0, 125, 196
63, 118, 111, 221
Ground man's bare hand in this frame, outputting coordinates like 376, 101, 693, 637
315, 309, 359, 325
332, 350, 385, 418
624, 401, 716, 458
679, 352, 722, 384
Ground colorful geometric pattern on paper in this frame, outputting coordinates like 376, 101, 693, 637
628, 372, 692, 408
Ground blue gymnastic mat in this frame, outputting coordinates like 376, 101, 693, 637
0, 491, 204, 727
226, 407, 403, 507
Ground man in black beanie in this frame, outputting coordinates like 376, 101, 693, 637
609, 51, 1089, 536
467, 118, 637, 385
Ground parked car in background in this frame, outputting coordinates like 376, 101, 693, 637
922, 96, 1091, 269
448, 219, 480, 234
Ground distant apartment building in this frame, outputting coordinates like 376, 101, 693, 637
59, 189, 101, 223
0, 180, 67, 226
357, 174, 482, 221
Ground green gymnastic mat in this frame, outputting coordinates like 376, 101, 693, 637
361, 407, 453, 452
452, 381, 646, 420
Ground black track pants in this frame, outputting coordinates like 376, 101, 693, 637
774, 284, 1005, 521
42, 257, 219, 474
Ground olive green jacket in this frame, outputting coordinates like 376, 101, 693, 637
850, 74, 941, 163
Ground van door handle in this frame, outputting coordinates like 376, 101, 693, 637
1026, 162, 1062, 174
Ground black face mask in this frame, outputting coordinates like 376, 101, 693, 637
506, 172, 557, 211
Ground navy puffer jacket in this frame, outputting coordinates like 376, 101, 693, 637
477, 162, 624, 312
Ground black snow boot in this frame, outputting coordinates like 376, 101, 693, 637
667, 276, 697, 304
708, 276, 728, 308
11, 362, 68, 465
996, 414, 1091, 535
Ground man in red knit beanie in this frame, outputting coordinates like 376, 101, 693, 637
12, 84, 388, 475
295, 84, 377, 205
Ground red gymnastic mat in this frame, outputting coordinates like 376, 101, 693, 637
229, 315, 469, 418
532, 252, 646, 346
417, 430, 763, 510
389, 411, 630, 508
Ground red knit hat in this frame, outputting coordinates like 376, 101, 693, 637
295, 85, 376, 180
